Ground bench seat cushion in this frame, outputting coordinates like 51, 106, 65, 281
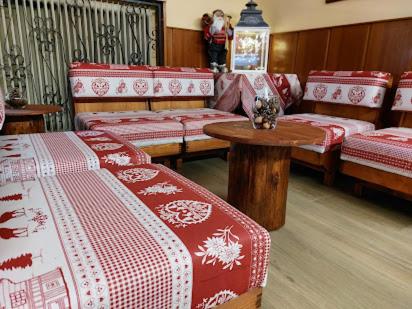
278, 113, 375, 153
341, 127, 412, 178
75, 111, 184, 147
0, 131, 150, 185
0, 164, 270, 308
157, 108, 248, 141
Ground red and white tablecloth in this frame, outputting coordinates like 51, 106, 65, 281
303, 70, 391, 108
393, 71, 412, 111
0, 131, 150, 185
209, 73, 303, 118
0, 164, 270, 308
157, 108, 248, 141
75, 111, 184, 147
278, 113, 375, 153
341, 127, 412, 178
69, 62, 214, 99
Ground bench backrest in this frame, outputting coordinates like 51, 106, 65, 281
303, 70, 393, 125
392, 71, 412, 128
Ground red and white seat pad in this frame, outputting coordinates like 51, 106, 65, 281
0, 88, 5, 130
75, 111, 184, 147
0, 131, 150, 185
69, 62, 154, 98
304, 70, 391, 108
393, 71, 412, 111
152, 66, 214, 97
278, 114, 375, 153
341, 127, 412, 178
0, 165, 270, 308
157, 108, 248, 141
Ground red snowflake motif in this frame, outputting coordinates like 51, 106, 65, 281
154, 80, 163, 93
133, 79, 149, 96
116, 80, 127, 94
313, 84, 328, 100
348, 86, 366, 104
331, 87, 342, 100
187, 82, 195, 93
91, 78, 109, 96
200, 80, 212, 95
73, 79, 84, 94
394, 90, 402, 106
169, 79, 182, 95
253, 75, 265, 90
373, 92, 382, 104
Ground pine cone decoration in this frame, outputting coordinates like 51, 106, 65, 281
252, 95, 280, 129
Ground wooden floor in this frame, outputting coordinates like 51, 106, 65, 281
180, 158, 412, 309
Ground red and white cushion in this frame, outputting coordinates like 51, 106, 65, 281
152, 66, 214, 97
0, 164, 270, 308
303, 70, 391, 108
0, 88, 4, 130
69, 62, 154, 98
75, 111, 184, 146
0, 131, 150, 185
341, 127, 412, 178
157, 108, 248, 141
392, 72, 412, 111
278, 113, 375, 153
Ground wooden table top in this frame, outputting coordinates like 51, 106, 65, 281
5, 104, 62, 117
204, 121, 325, 147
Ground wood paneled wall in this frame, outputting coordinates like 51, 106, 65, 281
269, 17, 412, 85
165, 27, 232, 68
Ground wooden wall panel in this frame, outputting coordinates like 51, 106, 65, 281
326, 24, 370, 70
364, 19, 412, 83
165, 27, 208, 68
294, 29, 330, 84
268, 32, 298, 73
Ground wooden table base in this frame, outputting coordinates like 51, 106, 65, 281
228, 143, 291, 231
2, 115, 45, 135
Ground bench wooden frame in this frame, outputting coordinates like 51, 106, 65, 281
340, 111, 412, 199
292, 77, 393, 185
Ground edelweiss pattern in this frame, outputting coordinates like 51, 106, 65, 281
195, 226, 244, 270
138, 182, 183, 195
157, 200, 212, 228
102, 152, 132, 166
117, 167, 159, 183
91, 143, 123, 151
197, 290, 238, 309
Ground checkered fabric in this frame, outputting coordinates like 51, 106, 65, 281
0, 88, 4, 130
303, 70, 391, 108
0, 165, 270, 308
69, 62, 214, 99
341, 127, 412, 178
278, 113, 375, 153
209, 73, 302, 118
392, 71, 412, 111
0, 131, 150, 185
75, 111, 184, 147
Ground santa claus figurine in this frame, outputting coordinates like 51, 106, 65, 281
202, 10, 233, 73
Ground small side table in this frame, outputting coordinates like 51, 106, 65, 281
204, 120, 325, 231
2, 104, 62, 135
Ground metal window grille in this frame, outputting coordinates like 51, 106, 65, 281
0, 0, 164, 131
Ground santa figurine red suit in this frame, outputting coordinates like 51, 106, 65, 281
202, 10, 233, 73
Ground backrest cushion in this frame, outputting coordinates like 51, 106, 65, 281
0, 88, 5, 130
392, 72, 412, 111
303, 70, 391, 108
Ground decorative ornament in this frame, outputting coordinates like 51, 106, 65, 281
252, 91, 280, 129
5, 88, 27, 109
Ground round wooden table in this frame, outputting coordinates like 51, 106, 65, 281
2, 104, 62, 135
204, 120, 325, 231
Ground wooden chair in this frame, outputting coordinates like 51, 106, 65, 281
340, 71, 412, 199
280, 70, 393, 185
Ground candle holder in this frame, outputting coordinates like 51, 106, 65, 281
252, 95, 280, 129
